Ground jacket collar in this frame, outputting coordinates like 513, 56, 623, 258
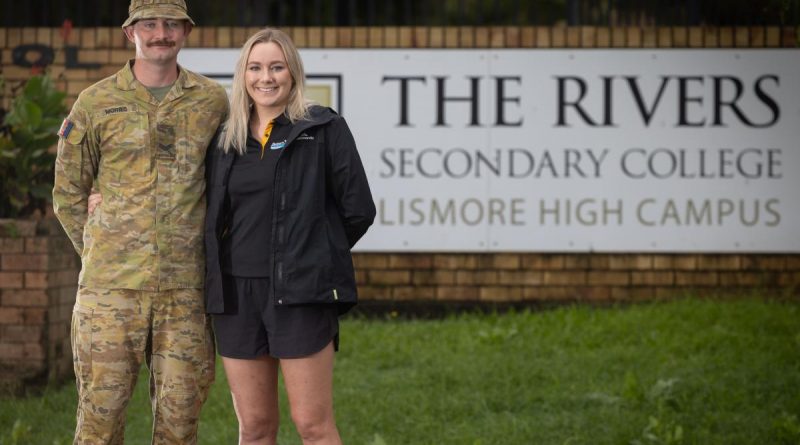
218, 107, 338, 160
284, 106, 337, 146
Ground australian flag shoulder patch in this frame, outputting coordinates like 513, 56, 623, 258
58, 119, 74, 138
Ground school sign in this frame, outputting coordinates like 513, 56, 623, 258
180, 49, 799, 253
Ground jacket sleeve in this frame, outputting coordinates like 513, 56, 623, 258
204, 127, 223, 187
52, 102, 99, 255
204, 87, 229, 187
325, 116, 376, 248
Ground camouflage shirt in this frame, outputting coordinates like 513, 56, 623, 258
53, 60, 228, 291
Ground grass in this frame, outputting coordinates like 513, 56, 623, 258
1, 298, 799, 444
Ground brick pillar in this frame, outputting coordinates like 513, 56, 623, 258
0, 218, 79, 389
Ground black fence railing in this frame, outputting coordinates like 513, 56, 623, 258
2, 0, 799, 28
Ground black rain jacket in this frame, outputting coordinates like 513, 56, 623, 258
204, 106, 375, 314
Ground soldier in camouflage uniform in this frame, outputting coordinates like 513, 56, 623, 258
52, 1, 228, 443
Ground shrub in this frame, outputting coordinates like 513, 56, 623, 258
0, 74, 68, 218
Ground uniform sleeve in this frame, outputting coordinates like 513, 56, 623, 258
326, 116, 376, 248
52, 103, 99, 255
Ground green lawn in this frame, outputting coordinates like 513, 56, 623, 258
1, 298, 799, 445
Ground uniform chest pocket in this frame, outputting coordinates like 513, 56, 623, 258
97, 111, 151, 185
176, 111, 219, 182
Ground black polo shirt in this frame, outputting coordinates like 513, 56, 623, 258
220, 114, 293, 277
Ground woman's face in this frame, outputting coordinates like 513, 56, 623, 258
245, 41, 293, 114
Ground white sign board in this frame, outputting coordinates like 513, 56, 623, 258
180, 49, 800, 253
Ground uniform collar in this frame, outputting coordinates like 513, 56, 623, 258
116, 59, 199, 98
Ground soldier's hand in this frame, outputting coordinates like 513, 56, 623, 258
88, 191, 103, 215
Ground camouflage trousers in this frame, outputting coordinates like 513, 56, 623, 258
71, 287, 215, 445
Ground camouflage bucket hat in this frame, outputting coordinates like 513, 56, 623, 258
122, 0, 195, 28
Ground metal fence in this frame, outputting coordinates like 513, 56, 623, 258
3, 0, 799, 27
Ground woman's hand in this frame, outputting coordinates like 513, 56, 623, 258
88, 191, 103, 215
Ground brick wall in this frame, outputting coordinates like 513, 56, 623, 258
353, 253, 799, 304
0, 219, 79, 388
0, 26, 797, 369
1, 25, 798, 109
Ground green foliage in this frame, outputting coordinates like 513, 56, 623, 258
368, 433, 389, 445
0, 419, 32, 445
0, 299, 798, 444
0, 221, 20, 239
476, 322, 519, 344
631, 416, 684, 445
629, 379, 686, 445
0, 74, 67, 218
622, 370, 645, 403
773, 412, 800, 444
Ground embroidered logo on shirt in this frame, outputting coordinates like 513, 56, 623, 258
58, 119, 74, 138
296, 133, 314, 141
270, 140, 287, 150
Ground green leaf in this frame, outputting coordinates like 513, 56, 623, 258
0, 143, 17, 158
23, 75, 44, 98
26, 101, 44, 129
11, 100, 44, 129
41, 116, 63, 130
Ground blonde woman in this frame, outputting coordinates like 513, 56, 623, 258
204, 28, 375, 445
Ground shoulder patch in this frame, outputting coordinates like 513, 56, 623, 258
58, 119, 74, 138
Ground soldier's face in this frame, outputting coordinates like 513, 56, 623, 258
125, 18, 190, 65
245, 42, 294, 115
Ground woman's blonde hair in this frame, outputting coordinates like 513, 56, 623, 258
219, 28, 310, 154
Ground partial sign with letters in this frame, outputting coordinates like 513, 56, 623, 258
180, 49, 799, 253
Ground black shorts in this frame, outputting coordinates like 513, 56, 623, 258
212, 275, 339, 359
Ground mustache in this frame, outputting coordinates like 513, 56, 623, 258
147, 40, 176, 47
